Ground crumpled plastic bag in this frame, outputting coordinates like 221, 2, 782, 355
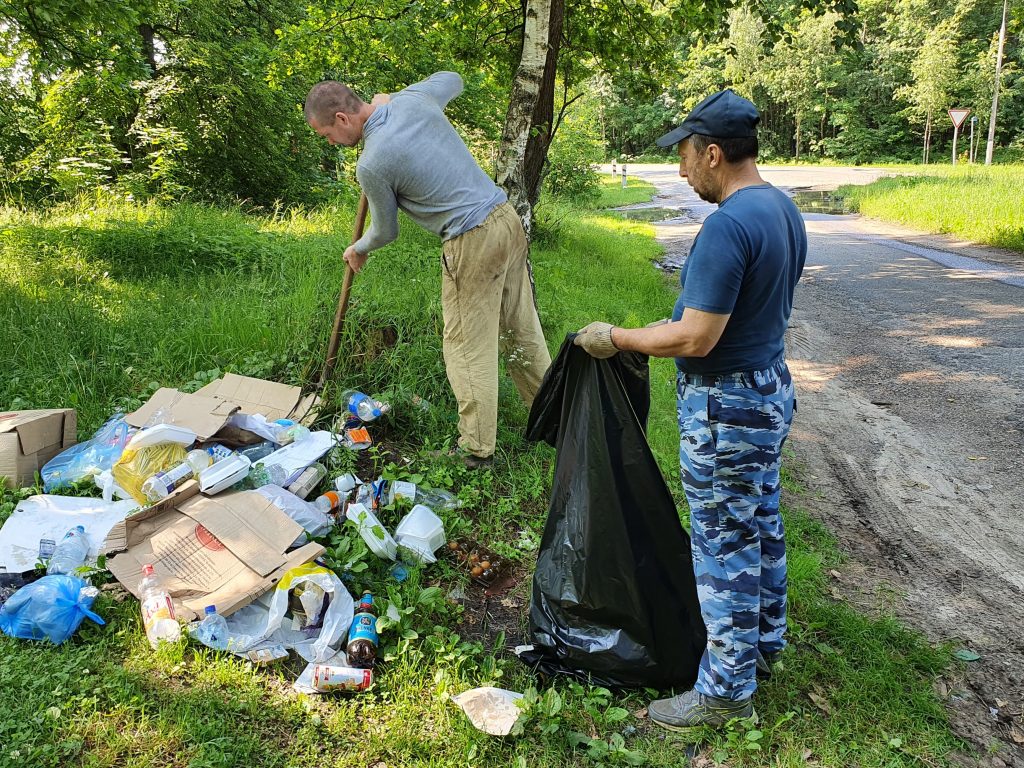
452, 687, 524, 736
112, 442, 188, 505
211, 564, 353, 665
0, 574, 105, 644
255, 485, 332, 547
42, 415, 131, 492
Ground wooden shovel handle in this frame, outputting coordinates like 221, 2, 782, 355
320, 193, 369, 386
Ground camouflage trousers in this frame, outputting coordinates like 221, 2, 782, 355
676, 360, 795, 701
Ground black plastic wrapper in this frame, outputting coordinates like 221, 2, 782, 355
520, 334, 706, 690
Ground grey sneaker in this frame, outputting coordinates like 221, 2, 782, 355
756, 649, 784, 680
648, 689, 756, 733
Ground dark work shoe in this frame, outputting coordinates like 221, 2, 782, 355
452, 447, 493, 470
756, 649, 784, 680
648, 689, 756, 733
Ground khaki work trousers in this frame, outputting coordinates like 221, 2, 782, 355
441, 202, 551, 458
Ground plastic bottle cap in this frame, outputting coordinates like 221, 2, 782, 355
74, 525, 85, 533
142, 564, 154, 576
205, 605, 216, 615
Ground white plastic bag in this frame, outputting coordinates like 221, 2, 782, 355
452, 687, 525, 736
217, 564, 353, 663
255, 485, 332, 547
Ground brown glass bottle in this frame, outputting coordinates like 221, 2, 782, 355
346, 591, 378, 668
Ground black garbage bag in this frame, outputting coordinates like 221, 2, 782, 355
520, 334, 706, 690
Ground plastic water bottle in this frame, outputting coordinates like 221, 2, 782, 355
238, 441, 276, 462
249, 462, 288, 488
191, 605, 230, 651
141, 449, 214, 502
313, 491, 342, 514
139, 563, 180, 648
273, 420, 311, 446
46, 525, 90, 575
341, 390, 382, 422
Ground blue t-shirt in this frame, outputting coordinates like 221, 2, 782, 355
671, 184, 806, 374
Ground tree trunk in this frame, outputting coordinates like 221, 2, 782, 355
495, 0, 564, 237
985, 0, 1008, 165
923, 113, 931, 164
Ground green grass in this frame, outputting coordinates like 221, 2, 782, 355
0, 185, 968, 767
594, 175, 659, 208
835, 164, 1024, 252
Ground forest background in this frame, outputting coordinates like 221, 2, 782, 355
1, 0, 1021, 212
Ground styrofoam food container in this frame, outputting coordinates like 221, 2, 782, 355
199, 453, 251, 495
395, 505, 445, 553
128, 423, 196, 450
345, 502, 397, 561
395, 536, 438, 565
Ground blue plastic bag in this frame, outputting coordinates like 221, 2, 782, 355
41, 415, 130, 492
0, 574, 105, 644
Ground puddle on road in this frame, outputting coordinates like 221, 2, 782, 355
612, 206, 690, 222
790, 189, 851, 215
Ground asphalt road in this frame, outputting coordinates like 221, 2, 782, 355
619, 163, 1024, 764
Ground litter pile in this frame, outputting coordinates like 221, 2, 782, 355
0, 375, 462, 694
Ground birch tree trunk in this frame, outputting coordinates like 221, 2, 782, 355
495, 0, 564, 238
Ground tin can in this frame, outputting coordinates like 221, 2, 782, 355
311, 664, 373, 692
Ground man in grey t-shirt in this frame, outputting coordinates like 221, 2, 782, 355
305, 72, 551, 468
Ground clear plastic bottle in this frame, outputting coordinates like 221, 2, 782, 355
287, 462, 327, 500
238, 441, 276, 463
240, 462, 288, 490
191, 605, 230, 651
415, 486, 461, 512
273, 420, 312, 446
46, 525, 90, 575
139, 563, 181, 649
312, 491, 342, 514
141, 449, 213, 502
341, 390, 382, 423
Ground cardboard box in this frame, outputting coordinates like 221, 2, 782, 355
0, 409, 76, 489
104, 484, 323, 621
126, 375, 320, 442
195, 373, 319, 425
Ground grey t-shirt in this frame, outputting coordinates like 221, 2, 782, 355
353, 72, 507, 255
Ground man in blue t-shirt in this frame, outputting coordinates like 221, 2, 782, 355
575, 89, 806, 732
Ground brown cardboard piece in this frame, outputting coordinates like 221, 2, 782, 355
104, 484, 323, 620
125, 388, 239, 442
126, 375, 320, 442
0, 409, 77, 489
195, 373, 320, 425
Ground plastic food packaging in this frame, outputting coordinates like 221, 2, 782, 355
41, 415, 131, 492
452, 687, 524, 736
345, 503, 397, 561
334, 473, 361, 494
286, 462, 327, 500
446, 539, 511, 588
112, 442, 189, 505
519, 335, 706, 689
394, 505, 445, 564
0, 574, 105, 644
254, 485, 332, 546
198, 453, 251, 495
127, 423, 196, 451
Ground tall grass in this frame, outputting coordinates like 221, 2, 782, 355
836, 165, 1024, 252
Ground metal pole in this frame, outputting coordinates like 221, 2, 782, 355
969, 116, 977, 163
952, 124, 960, 165
985, 0, 1009, 165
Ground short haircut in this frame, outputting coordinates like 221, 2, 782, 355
689, 133, 758, 163
304, 81, 363, 126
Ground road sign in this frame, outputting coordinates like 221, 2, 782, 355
949, 109, 971, 165
948, 109, 970, 128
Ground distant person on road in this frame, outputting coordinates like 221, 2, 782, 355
304, 72, 551, 469
574, 89, 807, 732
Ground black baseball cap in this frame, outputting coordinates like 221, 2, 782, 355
655, 89, 760, 148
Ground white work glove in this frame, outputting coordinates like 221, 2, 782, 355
574, 321, 618, 359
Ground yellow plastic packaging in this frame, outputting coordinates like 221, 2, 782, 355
112, 443, 188, 505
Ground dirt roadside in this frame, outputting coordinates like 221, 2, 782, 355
622, 165, 1024, 767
